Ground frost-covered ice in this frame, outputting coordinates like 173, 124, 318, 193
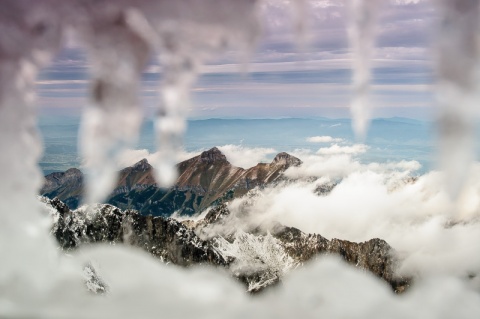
149, 0, 260, 187
434, 0, 480, 199
1, 0, 480, 318
76, 3, 151, 204
347, 0, 382, 139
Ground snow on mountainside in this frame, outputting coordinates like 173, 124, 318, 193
40, 196, 410, 293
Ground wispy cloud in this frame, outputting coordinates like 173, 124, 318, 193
307, 135, 344, 143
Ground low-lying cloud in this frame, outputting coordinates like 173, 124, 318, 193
227, 151, 480, 280
307, 135, 344, 143
317, 143, 369, 155
217, 145, 277, 168
109, 143, 480, 282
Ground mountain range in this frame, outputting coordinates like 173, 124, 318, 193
41, 196, 410, 293
40, 146, 411, 294
40, 147, 302, 216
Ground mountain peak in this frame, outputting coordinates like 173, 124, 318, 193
272, 152, 302, 167
65, 168, 83, 176
131, 158, 151, 171
200, 147, 227, 164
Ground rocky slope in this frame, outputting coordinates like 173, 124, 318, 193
41, 168, 83, 209
41, 147, 303, 216
41, 197, 409, 294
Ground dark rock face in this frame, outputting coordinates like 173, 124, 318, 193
326, 238, 394, 286
192, 204, 410, 293
270, 223, 329, 262
41, 168, 83, 193
41, 168, 83, 209
313, 182, 336, 196
199, 147, 227, 163
43, 198, 409, 294
41, 147, 305, 216
272, 152, 302, 167
44, 197, 228, 267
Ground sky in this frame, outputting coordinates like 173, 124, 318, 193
37, 0, 435, 120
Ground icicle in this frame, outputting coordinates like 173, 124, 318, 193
0, 0, 62, 288
142, 0, 261, 187
435, 0, 480, 199
75, 4, 152, 204
292, 0, 309, 51
347, 0, 382, 140
154, 54, 197, 186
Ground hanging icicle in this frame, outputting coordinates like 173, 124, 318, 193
0, 0, 62, 288
140, 0, 260, 187
348, 0, 382, 140
435, 0, 480, 199
75, 2, 152, 204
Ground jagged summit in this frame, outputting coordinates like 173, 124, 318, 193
199, 147, 227, 164
40, 167, 84, 209
116, 158, 155, 192
272, 152, 302, 167
43, 197, 409, 294
131, 158, 151, 171
41, 147, 307, 216
65, 167, 82, 175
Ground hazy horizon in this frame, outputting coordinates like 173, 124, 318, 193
39, 116, 436, 175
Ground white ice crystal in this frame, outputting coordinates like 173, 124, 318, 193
434, 0, 480, 200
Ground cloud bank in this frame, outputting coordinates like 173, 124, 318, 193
217, 145, 277, 168
227, 148, 480, 281
307, 135, 344, 143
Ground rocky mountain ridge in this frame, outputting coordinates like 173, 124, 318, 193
41, 197, 410, 294
41, 147, 303, 216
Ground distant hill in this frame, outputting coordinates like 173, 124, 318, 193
41, 147, 302, 216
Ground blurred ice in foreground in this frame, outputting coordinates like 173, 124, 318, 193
0, 0, 480, 318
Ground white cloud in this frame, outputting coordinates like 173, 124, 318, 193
317, 143, 368, 155
27, 243, 479, 318
286, 153, 362, 179
307, 136, 344, 143
218, 145, 277, 168
228, 161, 480, 279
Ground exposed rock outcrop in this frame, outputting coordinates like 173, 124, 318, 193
44, 197, 228, 267
40, 168, 83, 209
42, 197, 410, 294
191, 204, 410, 293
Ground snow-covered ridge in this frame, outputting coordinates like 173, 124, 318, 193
41, 197, 409, 293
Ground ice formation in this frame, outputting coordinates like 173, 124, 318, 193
434, 0, 480, 199
0, 0, 63, 289
76, 3, 152, 204
1, 0, 480, 318
148, 0, 260, 186
347, 0, 382, 139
